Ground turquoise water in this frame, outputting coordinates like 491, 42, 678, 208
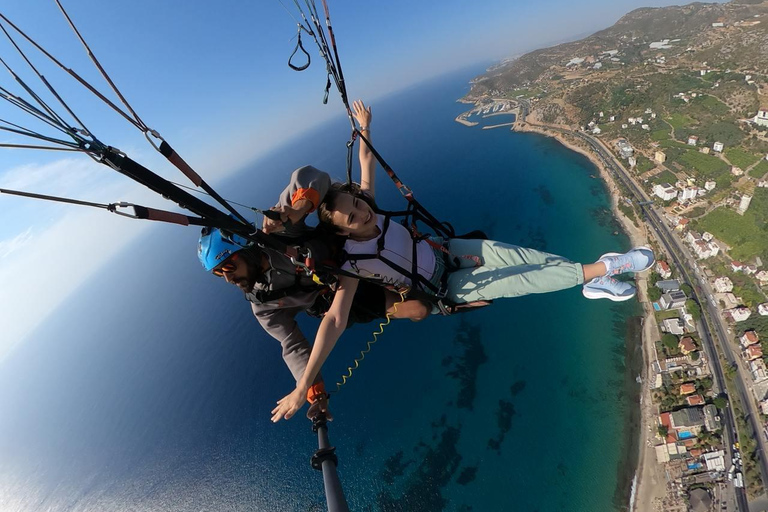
0, 66, 642, 511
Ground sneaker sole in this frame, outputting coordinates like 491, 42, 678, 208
582, 287, 637, 302
599, 246, 655, 273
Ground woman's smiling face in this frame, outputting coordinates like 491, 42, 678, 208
329, 192, 377, 236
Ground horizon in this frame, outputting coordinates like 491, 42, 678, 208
0, 0, 705, 361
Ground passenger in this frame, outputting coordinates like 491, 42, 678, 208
199, 164, 429, 422
269, 100, 654, 422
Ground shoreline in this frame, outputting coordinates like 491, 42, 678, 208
513, 121, 666, 512
457, 109, 666, 510
514, 121, 666, 512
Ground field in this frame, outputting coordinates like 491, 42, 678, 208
651, 128, 671, 141
680, 150, 730, 178
749, 160, 768, 179
725, 147, 761, 170
650, 169, 678, 186
666, 113, 696, 130
695, 197, 768, 261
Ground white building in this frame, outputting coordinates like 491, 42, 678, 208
662, 318, 685, 335
713, 277, 733, 293
692, 240, 719, 259
703, 451, 726, 472
756, 271, 768, 285
732, 167, 744, 176
628, 156, 637, 167
688, 135, 699, 146
679, 187, 698, 202
704, 181, 717, 191
653, 183, 677, 201
758, 303, 768, 316
655, 151, 666, 164
750, 359, 767, 382
727, 307, 752, 322
656, 260, 672, 279
753, 108, 768, 128
713, 142, 724, 152
738, 195, 752, 214
617, 140, 634, 158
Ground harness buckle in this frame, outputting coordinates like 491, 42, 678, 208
289, 246, 314, 276
398, 184, 413, 198
109, 202, 139, 219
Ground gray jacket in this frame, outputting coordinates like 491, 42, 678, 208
250, 166, 331, 386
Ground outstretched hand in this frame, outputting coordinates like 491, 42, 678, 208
352, 99, 371, 129
271, 387, 306, 422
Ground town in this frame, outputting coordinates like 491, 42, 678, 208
459, 2, 768, 510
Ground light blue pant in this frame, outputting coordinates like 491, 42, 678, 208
444, 239, 584, 304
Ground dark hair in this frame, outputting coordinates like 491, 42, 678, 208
317, 182, 377, 232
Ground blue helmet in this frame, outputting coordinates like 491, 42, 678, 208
198, 226, 252, 271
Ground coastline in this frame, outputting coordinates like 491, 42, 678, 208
455, 108, 666, 510
513, 120, 666, 512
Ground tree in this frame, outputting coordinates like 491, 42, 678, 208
686, 300, 702, 322
658, 425, 669, 439
691, 351, 700, 361
662, 333, 679, 351
681, 283, 693, 296
648, 286, 662, 302
713, 396, 728, 409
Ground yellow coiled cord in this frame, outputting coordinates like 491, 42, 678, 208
333, 288, 408, 393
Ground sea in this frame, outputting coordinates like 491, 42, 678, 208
0, 65, 643, 511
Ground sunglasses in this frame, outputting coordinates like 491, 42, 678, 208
212, 253, 240, 277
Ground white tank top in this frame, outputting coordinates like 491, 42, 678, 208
342, 214, 436, 288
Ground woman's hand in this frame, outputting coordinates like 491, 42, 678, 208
352, 99, 371, 130
271, 386, 308, 422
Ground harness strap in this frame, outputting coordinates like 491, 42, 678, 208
288, 26, 311, 71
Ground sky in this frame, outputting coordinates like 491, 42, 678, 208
0, 0, 702, 361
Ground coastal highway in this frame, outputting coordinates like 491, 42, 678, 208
573, 130, 765, 511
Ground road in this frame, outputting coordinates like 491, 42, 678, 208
572, 130, 767, 511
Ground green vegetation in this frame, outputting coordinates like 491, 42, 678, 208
693, 188, 768, 261
649, 169, 677, 186
713, 396, 727, 409
686, 299, 702, 322
697, 121, 745, 147
659, 139, 690, 149
648, 286, 662, 302
617, 201, 639, 227
749, 159, 768, 179
651, 128, 670, 141
635, 155, 655, 173
666, 113, 696, 130
738, 316, 768, 343
725, 147, 761, 170
692, 94, 729, 116
733, 283, 766, 308
656, 309, 681, 321
680, 150, 729, 178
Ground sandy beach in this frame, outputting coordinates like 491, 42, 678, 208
512, 119, 670, 511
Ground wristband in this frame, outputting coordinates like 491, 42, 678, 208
307, 382, 327, 403
359, 126, 369, 131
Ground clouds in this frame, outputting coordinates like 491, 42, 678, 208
0, 203, 150, 362
0, 227, 33, 259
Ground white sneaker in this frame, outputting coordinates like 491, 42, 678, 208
582, 276, 637, 302
599, 247, 655, 276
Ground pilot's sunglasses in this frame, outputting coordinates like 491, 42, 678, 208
212, 254, 239, 276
